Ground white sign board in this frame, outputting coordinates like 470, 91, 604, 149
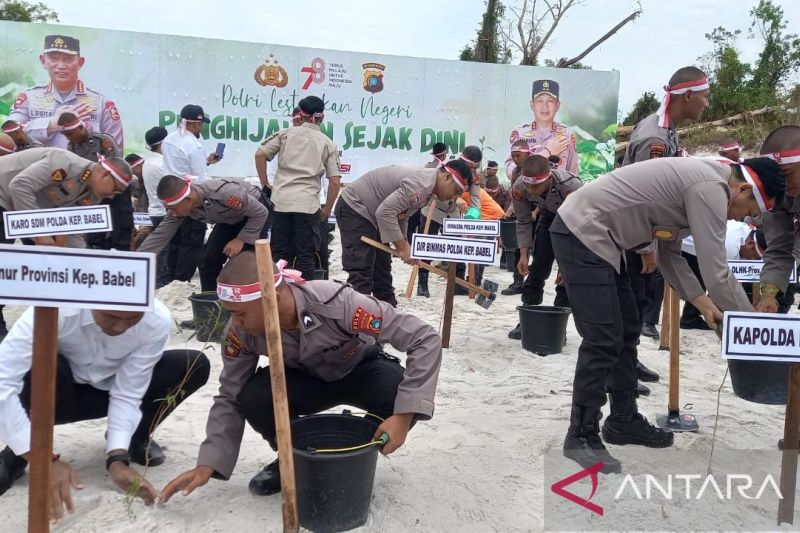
133, 213, 154, 226
728, 260, 797, 283
3, 205, 111, 239
410, 234, 498, 266
442, 218, 501, 237
721, 311, 800, 362
0, 244, 155, 311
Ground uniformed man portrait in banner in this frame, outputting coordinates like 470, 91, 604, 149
8, 35, 124, 150
508, 79, 578, 173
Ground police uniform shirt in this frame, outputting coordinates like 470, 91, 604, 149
16, 137, 44, 151
8, 80, 124, 150
0, 147, 95, 211
67, 131, 121, 162
341, 165, 437, 243
258, 123, 340, 214
621, 113, 679, 164
143, 152, 166, 217
137, 178, 267, 255
430, 183, 481, 225
555, 157, 751, 312
512, 169, 583, 249
0, 301, 171, 455
507, 121, 579, 173
195, 280, 443, 479
760, 195, 800, 292
161, 130, 210, 182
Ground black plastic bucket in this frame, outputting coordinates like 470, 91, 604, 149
292, 414, 380, 532
728, 359, 791, 405
517, 305, 571, 356
188, 292, 229, 343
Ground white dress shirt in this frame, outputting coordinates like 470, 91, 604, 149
143, 152, 166, 217
682, 220, 752, 260
161, 129, 209, 182
0, 301, 172, 455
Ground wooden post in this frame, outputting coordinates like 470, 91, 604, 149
467, 264, 477, 299
778, 364, 800, 525
404, 199, 437, 299
28, 307, 59, 533
254, 240, 299, 533
659, 285, 671, 351
441, 262, 457, 348
667, 287, 680, 413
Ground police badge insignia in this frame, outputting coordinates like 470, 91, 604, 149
105, 100, 121, 121
512, 187, 525, 201
362, 63, 385, 94
649, 143, 666, 159
409, 191, 423, 207
51, 169, 66, 182
13, 93, 27, 110
351, 306, 382, 334
223, 330, 243, 357
79, 170, 91, 183
227, 196, 244, 209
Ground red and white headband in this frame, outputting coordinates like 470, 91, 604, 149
764, 148, 800, 165
460, 154, 477, 165
97, 154, 131, 187
738, 164, 774, 213
299, 109, 324, 119
61, 118, 84, 131
2, 123, 22, 133
162, 176, 192, 206
520, 171, 551, 185
216, 259, 306, 302
656, 78, 710, 129
0, 144, 15, 154
719, 143, 741, 152
510, 145, 530, 154
485, 185, 500, 193
129, 159, 144, 169
443, 165, 468, 191
432, 148, 447, 157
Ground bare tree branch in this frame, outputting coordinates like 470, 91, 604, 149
531, 0, 577, 59
556, 8, 641, 67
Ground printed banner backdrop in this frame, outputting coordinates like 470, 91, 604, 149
0, 21, 620, 183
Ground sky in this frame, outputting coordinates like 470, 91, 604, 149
37, 0, 800, 117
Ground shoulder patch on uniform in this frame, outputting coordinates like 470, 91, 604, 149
101, 138, 114, 154
79, 169, 91, 183
649, 143, 666, 159
409, 191, 424, 208
105, 100, 120, 121
512, 186, 525, 201
227, 195, 244, 209
223, 330, 243, 357
13, 93, 27, 109
51, 169, 66, 182
352, 306, 382, 334
509, 130, 520, 144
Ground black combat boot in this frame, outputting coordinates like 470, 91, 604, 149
249, 458, 281, 496
602, 390, 673, 448
563, 405, 621, 474
417, 269, 430, 298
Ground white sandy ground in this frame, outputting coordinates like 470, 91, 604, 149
0, 235, 798, 532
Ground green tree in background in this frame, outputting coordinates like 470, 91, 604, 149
698, 0, 800, 121
460, 0, 512, 64
0, 0, 58, 22
622, 91, 658, 126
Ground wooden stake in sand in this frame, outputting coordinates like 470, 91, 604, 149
778, 364, 800, 525
441, 262, 457, 348
659, 285, 671, 351
254, 240, 299, 533
404, 199, 437, 299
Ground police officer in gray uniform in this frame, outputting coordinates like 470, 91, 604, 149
137, 175, 270, 292
158, 252, 443, 501
757, 126, 800, 314
58, 112, 134, 251
550, 156, 784, 473
507, 155, 581, 339
1, 121, 43, 151
336, 159, 474, 305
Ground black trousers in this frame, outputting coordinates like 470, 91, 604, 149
551, 219, 639, 407
166, 217, 207, 283
335, 200, 396, 306
17, 350, 210, 451
150, 215, 171, 289
271, 210, 320, 281
626, 251, 664, 325
86, 190, 134, 251
237, 347, 406, 450
522, 210, 570, 306
680, 252, 705, 323
198, 220, 251, 292
406, 209, 421, 243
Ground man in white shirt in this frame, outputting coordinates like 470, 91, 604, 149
143, 127, 169, 287
0, 302, 210, 522
160, 105, 222, 292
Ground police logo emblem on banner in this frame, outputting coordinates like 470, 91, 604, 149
254, 53, 289, 88
362, 62, 385, 94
